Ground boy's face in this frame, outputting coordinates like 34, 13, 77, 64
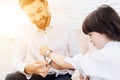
88, 32, 110, 49
22, 0, 51, 30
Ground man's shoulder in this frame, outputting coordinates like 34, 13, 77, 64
50, 15, 76, 29
14, 21, 34, 39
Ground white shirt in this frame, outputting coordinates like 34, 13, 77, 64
13, 15, 80, 78
65, 41, 120, 80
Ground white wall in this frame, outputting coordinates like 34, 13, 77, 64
48, 0, 120, 28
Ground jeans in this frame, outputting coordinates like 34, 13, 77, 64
5, 71, 72, 80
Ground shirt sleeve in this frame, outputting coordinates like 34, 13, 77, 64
12, 39, 32, 79
65, 51, 108, 79
64, 54, 84, 71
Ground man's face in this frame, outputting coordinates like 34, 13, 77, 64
22, 0, 51, 30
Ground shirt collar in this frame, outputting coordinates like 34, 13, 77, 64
104, 41, 118, 47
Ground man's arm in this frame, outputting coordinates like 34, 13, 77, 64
24, 61, 50, 77
13, 43, 49, 78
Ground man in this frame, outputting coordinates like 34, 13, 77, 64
5, 0, 80, 80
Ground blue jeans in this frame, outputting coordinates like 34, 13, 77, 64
5, 71, 72, 80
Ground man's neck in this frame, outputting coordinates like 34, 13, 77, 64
33, 24, 46, 31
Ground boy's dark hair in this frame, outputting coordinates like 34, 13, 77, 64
19, 0, 45, 8
82, 4, 120, 41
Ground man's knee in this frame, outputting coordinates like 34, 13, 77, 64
5, 72, 27, 80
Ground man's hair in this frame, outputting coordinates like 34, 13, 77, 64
19, 0, 45, 8
82, 4, 120, 41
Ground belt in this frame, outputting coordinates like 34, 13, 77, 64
48, 71, 56, 75
48, 72, 71, 77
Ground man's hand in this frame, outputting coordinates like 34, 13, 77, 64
39, 45, 50, 56
24, 61, 50, 77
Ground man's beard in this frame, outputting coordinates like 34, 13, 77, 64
33, 17, 48, 28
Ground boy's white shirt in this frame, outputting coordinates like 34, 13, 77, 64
65, 41, 120, 80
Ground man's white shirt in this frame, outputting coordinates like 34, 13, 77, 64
13, 15, 80, 79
